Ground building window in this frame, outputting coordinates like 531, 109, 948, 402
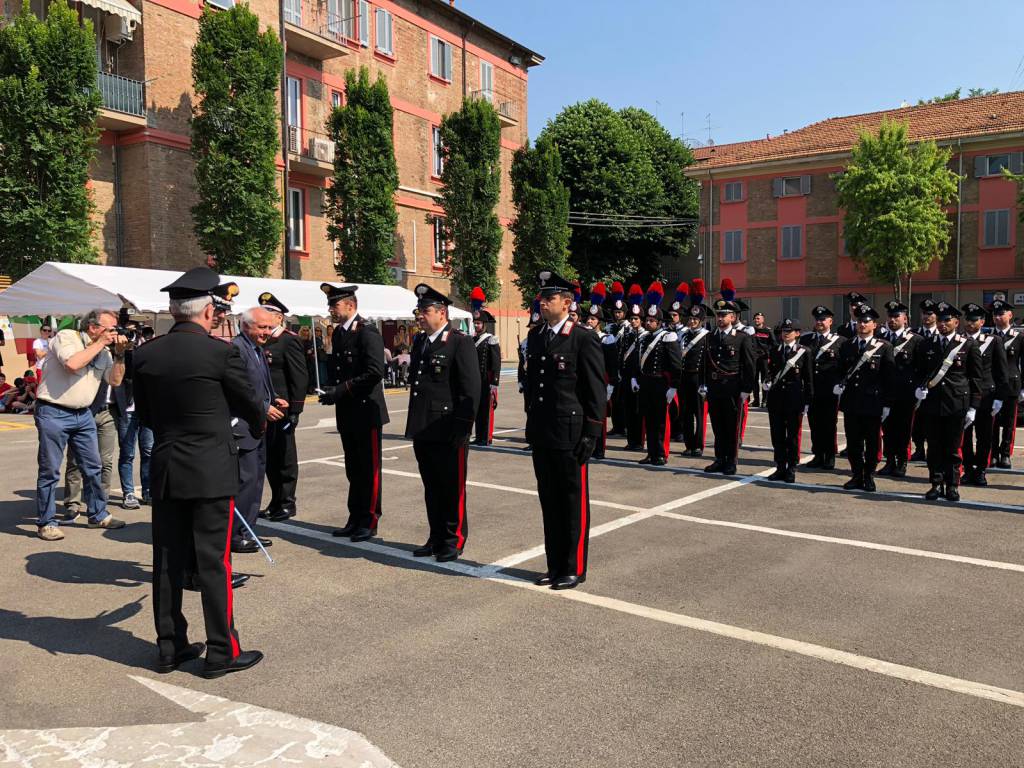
723, 230, 743, 262
430, 35, 453, 81
432, 216, 447, 266
280, 0, 296, 23
330, 0, 356, 39
773, 175, 810, 197
781, 225, 802, 259
331, 89, 342, 109
358, 0, 369, 46
480, 60, 493, 101
723, 181, 743, 202
975, 152, 1023, 177
286, 76, 302, 128
781, 297, 801, 321
374, 8, 393, 55
984, 209, 1010, 247
287, 188, 304, 251
432, 125, 444, 177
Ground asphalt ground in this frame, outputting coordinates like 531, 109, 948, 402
2, 380, 1024, 767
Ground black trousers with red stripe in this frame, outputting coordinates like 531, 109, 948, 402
843, 411, 881, 477
679, 378, 707, 451
993, 398, 1019, 459
152, 497, 240, 664
473, 385, 496, 444
882, 396, 915, 464
265, 420, 298, 514
413, 439, 468, 554
925, 408, 967, 486
531, 446, 590, 579
340, 425, 382, 530
768, 405, 802, 468
708, 395, 741, 463
962, 393, 996, 474
639, 378, 672, 460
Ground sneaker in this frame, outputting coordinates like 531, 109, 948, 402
122, 493, 141, 510
38, 525, 65, 541
61, 506, 83, 522
88, 515, 127, 529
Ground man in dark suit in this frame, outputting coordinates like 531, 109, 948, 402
836, 291, 867, 339
835, 304, 895, 492
231, 307, 285, 554
912, 302, 983, 502
469, 290, 501, 446
633, 299, 682, 466
257, 293, 308, 522
405, 284, 480, 561
801, 306, 847, 469
990, 299, 1024, 467
764, 318, 813, 483
524, 270, 605, 590
878, 301, 921, 478
960, 302, 1011, 486
318, 284, 389, 542
133, 267, 265, 679
910, 299, 940, 461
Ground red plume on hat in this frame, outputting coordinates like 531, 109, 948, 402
690, 278, 705, 305
720, 277, 736, 301
627, 283, 644, 307
572, 280, 582, 305
610, 281, 625, 302
590, 282, 607, 306
673, 282, 689, 303
646, 281, 665, 306
469, 286, 486, 312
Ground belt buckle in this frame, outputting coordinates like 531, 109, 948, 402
710, 372, 718, 380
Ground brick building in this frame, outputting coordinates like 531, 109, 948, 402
1, 0, 541, 346
681, 92, 1024, 322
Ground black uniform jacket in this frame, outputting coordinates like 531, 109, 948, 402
912, 333, 983, 416
701, 327, 756, 397
330, 315, 389, 431
679, 326, 709, 382
405, 323, 480, 442
881, 330, 922, 399
837, 337, 895, 416
133, 321, 265, 501
766, 343, 814, 410
800, 331, 847, 395
994, 328, 1024, 392
636, 328, 683, 386
264, 328, 308, 415
524, 319, 605, 451
474, 332, 502, 387
968, 331, 1012, 400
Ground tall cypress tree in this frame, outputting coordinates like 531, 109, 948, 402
0, 0, 101, 280
191, 4, 282, 276
325, 67, 398, 284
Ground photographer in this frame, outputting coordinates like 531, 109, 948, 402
34, 309, 129, 541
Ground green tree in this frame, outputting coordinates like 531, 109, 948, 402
325, 67, 398, 284
191, 4, 282, 276
0, 0, 100, 280
436, 97, 503, 302
835, 118, 959, 299
917, 87, 998, 105
509, 135, 572, 307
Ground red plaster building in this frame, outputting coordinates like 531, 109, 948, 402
682, 92, 1024, 321
2, 0, 541, 344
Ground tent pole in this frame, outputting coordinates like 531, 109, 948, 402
311, 319, 321, 391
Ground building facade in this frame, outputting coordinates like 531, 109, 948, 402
2, 0, 540, 347
681, 93, 1024, 322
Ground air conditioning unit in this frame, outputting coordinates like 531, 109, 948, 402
105, 16, 135, 43
287, 125, 299, 154
389, 266, 403, 283
312, 137, 335, 163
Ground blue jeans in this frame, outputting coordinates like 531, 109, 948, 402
114, 411, 153, 496
35, 402, 109, 527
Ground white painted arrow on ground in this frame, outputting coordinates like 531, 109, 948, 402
0, 675, 399, 767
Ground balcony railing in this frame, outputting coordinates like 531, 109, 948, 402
287, 124, 336, 174
98, 71, 144, 117
470, 89, 519, 127
283, 0, 358, 45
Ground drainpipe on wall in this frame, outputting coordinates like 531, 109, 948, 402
706, 170, 714, 290
460, 21, 475, 99
279, 0, 291, 279
112, 142, 124, 266
955, 138, 963, 306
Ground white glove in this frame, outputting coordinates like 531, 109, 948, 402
915, 387, 929, 401
803, 404, 810, 415
489, 385, 499, 396
517, 382, 524, 393
1019, 388, 1024, 403
630, 378, 640, 393
762, 381, 772, 392
698, 384, 708, 397
964, 407, 976, 427
992, 400, 1003, 417
606, 384, 614, 402
665, 387, 677, 405
832, 384, 845, 396
881, 406, 891, 421
739, 392, 751, 403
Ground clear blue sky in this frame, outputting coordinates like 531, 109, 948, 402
456, 0, 1024, 146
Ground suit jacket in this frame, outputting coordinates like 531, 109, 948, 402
837, 336, 895, 416
330, 315, 389, 431
994, 328, 1024, 392
264, 328, 308, 415
882, 330, 922, 400
912, 333, 982, 416
524, 319, 605, 450
800, 331, 847, 397
231, 334, 274, 451
405, 323, 480, 442
968, 331, 1012, 400
133, 321, 264, 501
766, 343, 814, 411
701, 327, 756, 398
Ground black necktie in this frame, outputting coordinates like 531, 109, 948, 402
941, 336, 948, 351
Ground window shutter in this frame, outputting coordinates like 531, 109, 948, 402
1000, 210, 1010, 245
375, 8, 385, 49
800, 175, 811, 195
430, 37, 438, 75
444, 42, 452, 80
772, 178, 783, 197
975, 156, 988, 178
1011, 153, 1024, 174
358, 0, 369, 45
386, 12, 393, 52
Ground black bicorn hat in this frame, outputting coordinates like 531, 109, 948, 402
161, 267, 239, 309
776, 317, 801, 333
735, 298, 751, 312
854, 303, 880, 321
413, 283, 452, 308
258, 292, 289, 314
687, 304, 708, 319
990, 298, 1015, 314
645, 304, 663, 321
320, 283, 358, 305
474, 308, 496, 323
884, 300, 908, 316
846, 291, 867, 307
919, 298, 938, 314
712, 298, 739, 314
960, 302, 986, 320
810, 305, 834, 319
934, 301, 960, 319
536, 269, 574, 296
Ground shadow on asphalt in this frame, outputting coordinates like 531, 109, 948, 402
25, 551, 150, 587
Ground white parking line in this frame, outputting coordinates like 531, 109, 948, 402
263, 519, 1024, 710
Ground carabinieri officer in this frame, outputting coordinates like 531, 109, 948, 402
763, 317, 813, 483
406, 284, 480, 561
524, 270, 605, 590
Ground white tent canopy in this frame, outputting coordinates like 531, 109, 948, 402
0, 262, 470, 321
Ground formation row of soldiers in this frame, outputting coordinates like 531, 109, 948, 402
519, 279, 1023, 502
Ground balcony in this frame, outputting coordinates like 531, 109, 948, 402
470, 89, 519, 129
287, 125, 336, 177
97, 71, 146, 131
283, 0, 353, 60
